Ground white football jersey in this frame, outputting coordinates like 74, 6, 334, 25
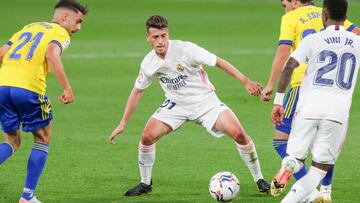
291, 25, 360, 123
135, 40, 217, 104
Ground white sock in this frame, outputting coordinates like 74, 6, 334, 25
236, 140, 264, 182
282, 166, 327, 203
138, 142, 156, 185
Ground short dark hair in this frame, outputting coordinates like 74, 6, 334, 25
55, 0, 89, 15
146, 15, 168, 31
323, 0, 347, 21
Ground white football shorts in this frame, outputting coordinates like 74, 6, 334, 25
151, 93, 229, 137
287, 115, 348, 164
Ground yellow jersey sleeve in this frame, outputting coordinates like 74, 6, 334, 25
279, 15, 295, 46
50, 24, 71, 52
344, 19, 357, 32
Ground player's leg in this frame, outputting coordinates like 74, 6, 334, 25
271, 117, 316, 197
0, 131, 20, 164
316, 120, 347, 203
272, 88, 296, 159
125, 98, 186, 196
124, 118, 172, 196
318, 166, 334, 202
8, 88, 53, 202
273, 87, 307, 180
20, 125, 51, 202
317, 119, 348, 202
272, 130, 288, 159
212, 109, 270, 193
282, 162, 330, 203
139, 118, 172, 185
281, 119, 345, 202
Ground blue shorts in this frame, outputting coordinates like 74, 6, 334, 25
275, 86, 300, 135
0, 86, 53, 133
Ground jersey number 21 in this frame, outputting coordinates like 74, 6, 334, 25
9, 32, 44, 61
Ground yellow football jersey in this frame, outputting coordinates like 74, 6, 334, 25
0, 22, 70, 95
279, 5, 355, 87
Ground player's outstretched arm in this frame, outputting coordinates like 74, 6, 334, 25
261, 44, 292, 103
215, 57, 262, 96
46, 43, 74, 104
0, 44, 11, 63
109, 87, 144, 144
271, 57, 299, 126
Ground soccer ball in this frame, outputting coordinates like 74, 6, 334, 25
209, 171, 240, 202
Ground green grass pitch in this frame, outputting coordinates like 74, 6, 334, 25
1, 0, 360, 202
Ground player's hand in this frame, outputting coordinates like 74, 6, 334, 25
60, 88, 74, 104
261, 85, 273, 103
271, 105, 284, 126
245, 80, 262, 96
109, 122, 126, 144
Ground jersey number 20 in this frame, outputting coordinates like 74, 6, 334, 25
9, 32, 44, 61
314, 50, 356, 90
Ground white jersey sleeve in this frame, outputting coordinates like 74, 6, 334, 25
135, 69, 152, 89
134, 55, 155, 89
290, 36, 312, 64
185, 42, 217, 67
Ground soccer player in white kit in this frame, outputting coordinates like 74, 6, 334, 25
108, 15, 271, 196
270, 0, 360, 202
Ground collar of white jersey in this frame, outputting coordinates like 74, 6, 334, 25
326, 24, 345, 31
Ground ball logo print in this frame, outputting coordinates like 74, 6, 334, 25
209, 172, 240, 202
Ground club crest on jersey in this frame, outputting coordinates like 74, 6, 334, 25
176, 64, 184, 72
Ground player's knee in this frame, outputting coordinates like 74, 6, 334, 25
282, 156, 303, 173
8, 140, 21, 152
4, 133, 21, 151
141, 132, 157, 145
33, 127, 51, 144
230, 128, 247, 144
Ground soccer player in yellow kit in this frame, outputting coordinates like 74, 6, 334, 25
0, 1, 88, 202
260, 0, 360, 202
